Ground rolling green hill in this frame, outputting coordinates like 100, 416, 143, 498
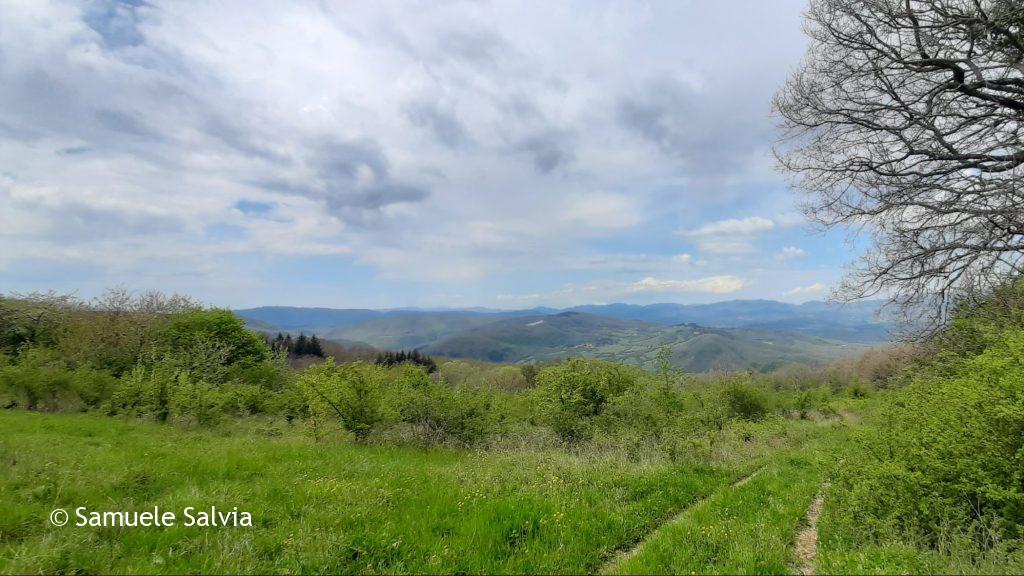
422, 312, 869, 371
235, 301, 881, 372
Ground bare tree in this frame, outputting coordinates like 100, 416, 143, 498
774, 0, 1024, 335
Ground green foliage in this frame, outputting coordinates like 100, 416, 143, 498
0, 348, 75, 411
0, 293, 73, 354
721, 377, 771, 421
534, 358, 638, 442
298, 360, 397, 442
829, 332, 1024, 547
375, 349, 437, 373
933, 278, 1024, 359
821, 282, 1024, 568
395, 364, 490, 446
155, 309, 270, 368
0, 347, 118, 412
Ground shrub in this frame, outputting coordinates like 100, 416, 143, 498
0, 348, 79, 411
0, 293, 75, 355
828, 326, 1024, 549
792, 387, 832, 419
394, 364, 490, 446
108, 363, 174, 420
169, 375, 225, 426
298, 361, 397, 442
68, 366, 119, 409
721, 378, 771, 420
601, 377, 685, 439
483, 365, 531, 391
535, 358, 637, 442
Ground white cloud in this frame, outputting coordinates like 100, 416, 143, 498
563, 192, 642, 230
686, 216, 775, 237
631, 275, 745, 294
783, 282, 826, 296
0, 0, 814, 304
777, 246, 805, 260
494, 274, 746, 307
680, 216, 777, 254
773, 212, 806, 227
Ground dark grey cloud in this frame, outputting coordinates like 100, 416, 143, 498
617, 77, 769, 177
0, 70, 79, 140
34, 202, 181, 242
405, 100, 471, 149
58, 146, 92, 156
515, 131, 574, 173
94, 108, 162, 140
435, 29, 512, 67
252, 138, 428, 213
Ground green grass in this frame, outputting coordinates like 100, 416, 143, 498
607, 436, 841, 575
0, 411, 743, 574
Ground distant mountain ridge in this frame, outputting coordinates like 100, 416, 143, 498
422, 311, 870, 372
235, 299, 888, 372
237, 299, 890, 343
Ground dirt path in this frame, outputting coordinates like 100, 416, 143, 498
794, 486, 828, 575
599, 466, 765, 574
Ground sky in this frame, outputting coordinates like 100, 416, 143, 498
0, 0, 864, 309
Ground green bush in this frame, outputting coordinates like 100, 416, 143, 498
298, 361, 397, 442
108, 363, 174, 420
535, 358, 637, 442
601, 377, 685, 439
395, 364, 490, 446
154, 309, 270, 369
0, 348, 88, 411
721, 378, 771, 421
169, 375, 225, 426
827, 326, 1024, 550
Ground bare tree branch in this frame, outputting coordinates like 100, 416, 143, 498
774, 0, 1024, 337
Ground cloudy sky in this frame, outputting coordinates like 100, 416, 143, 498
0, 0, 862, 309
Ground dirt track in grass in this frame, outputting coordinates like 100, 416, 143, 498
794, 487, 827, 575
599, 466, 766, 574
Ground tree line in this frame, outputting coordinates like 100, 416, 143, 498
267, 332, 325, 358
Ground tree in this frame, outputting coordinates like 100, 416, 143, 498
308, 335, 324, 357
156, 309, 269, 368
774, 0, 1024, 335
535, 358, 637, 442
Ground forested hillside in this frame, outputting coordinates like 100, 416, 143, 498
234, 301, 884, 371
422, 311, 868, 371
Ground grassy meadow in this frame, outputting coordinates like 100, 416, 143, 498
0, 410, 844, 574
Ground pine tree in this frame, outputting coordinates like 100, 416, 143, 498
309, 335, 324, 357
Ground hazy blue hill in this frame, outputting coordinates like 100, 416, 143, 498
318, 314, 501, 350
423, 312, 868, 371
235, 300, 884, 370
234, 306, 387, 330
235, 307, 567, 348
568, 300, 889, 342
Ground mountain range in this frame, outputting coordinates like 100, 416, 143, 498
236, 299, 890, 372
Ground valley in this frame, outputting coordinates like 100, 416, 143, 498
236, 300, 886, 372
